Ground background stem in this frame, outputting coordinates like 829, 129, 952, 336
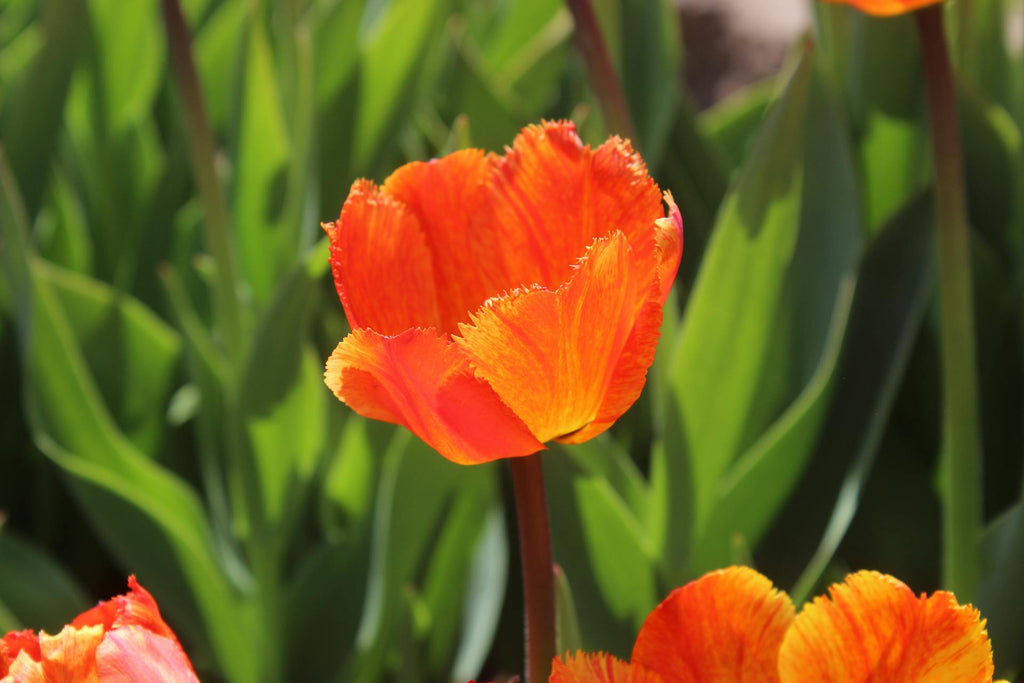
160, 0, 242, 356
510, 453, 556, 683
915, 5, 982, 602
564, 0, 636, 140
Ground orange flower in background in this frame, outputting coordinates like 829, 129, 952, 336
819, 0, 943, 17
551, 566, 1008, 683
1, 576, 199, 683
324, 121, 683, 465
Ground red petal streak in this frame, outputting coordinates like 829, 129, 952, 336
457, 232, 647, 443
486, 121, 663, 292
383, 149, 506, 333
778, 570, 996, 683
325, 327, 543, 465
631, 566, 795, 683
325, 179, 441, 334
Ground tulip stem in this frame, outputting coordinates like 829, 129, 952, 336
564, 0, 637, 140
915, 5, 982, 602
510, 453, 556, 683
160, 0, 242, 356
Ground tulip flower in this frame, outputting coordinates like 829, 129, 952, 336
551, 566, 1008, 682
323, 121, 683, 465
819, 0, 943, 16
1, 576, 199, 683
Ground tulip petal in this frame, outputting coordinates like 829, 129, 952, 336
96, 627, 199, 683
550, 652, 665, 683
1, 630, 40, 675
654, 192, 684, 306
34, 625, 103, 682
820, 0, 942, 16
72, 577, 175, 643
778, 570, 996, 683
487, 121, 664, 291
325, 179, 441, 334
560, 197, 682, 444
631, 566, 795, 683
457, 232, 650, 443
383, 149, 507, 333
325, 327, 543, 464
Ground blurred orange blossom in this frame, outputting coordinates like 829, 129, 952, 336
819, 0, 943, 16
0, 576, 199, 682
323, 121, 683, 465
551, 566, 1008, 683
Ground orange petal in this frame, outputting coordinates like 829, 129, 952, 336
383, 149, 507, 333
457, 232, 651, 443
779, 570, 995, 683
560, 197, 681, 444
486, 121, 664, 292
325, 179, 441, 334
654, 192, 683, 306
550, 652, 664, 683
95, 626, 199, 683
325, 327, 543, 464
2, 630, 40, 675
631, 566, 795, 683
34, 625, 104, 682
818, 0, 943, 16
72, 577, 175, 643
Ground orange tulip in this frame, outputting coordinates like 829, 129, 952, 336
1, 576, 199, 683
551, 566, 1008, 683
323, 121, 683, 465
819, 0, 943, 16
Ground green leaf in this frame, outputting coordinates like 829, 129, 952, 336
348, 432, 486, 683
0, 525, 89, 633
545, 455, 654, 657
820, 8, 927, 232
35, 261, 181, 455
313, 0, 363, 106
238, 265, 321, 534
234, 19, 292, 302
959, 84, 1022, 256
788, 195, 935, 603
979, 499, 1024, 676
352, 0, 445, 172
1, 0, 87, 214
86, 0, 164, 132
284, 532, 373, 682
193, 0, 248, 131
700, 79, 774, 172
450, 506, 509, 681
553, 564, 583, 656
617, 0, 680, 166
667, 51, 860, 571
420, 478, 500, 675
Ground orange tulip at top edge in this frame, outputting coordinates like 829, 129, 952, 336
323, 121, 683, 465
819, 0, 943, 17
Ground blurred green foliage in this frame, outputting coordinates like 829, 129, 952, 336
0, 0, 1021, 681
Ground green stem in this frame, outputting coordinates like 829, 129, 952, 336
159, 0, 242, 356
564, 0, 636, 140
510, 453, 556, 683
915, 5, 982, 602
